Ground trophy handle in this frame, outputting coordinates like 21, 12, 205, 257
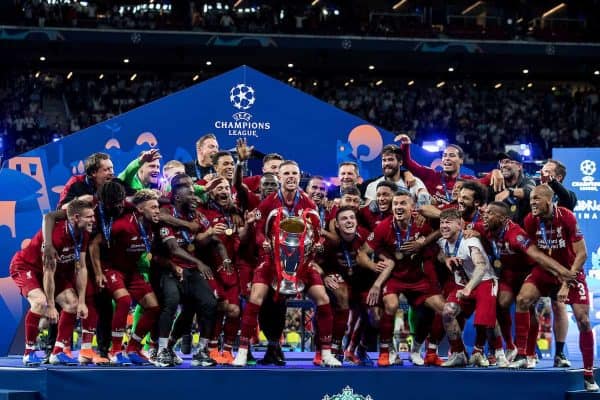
265, 208, 281, 238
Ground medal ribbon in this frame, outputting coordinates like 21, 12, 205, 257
444, 232, 463, 258
539, 212, 554, 253
97, 202, 113, 244
173, 207, 193, 245
491, 224, 507, 262
134, 214, 152, 253
67, 221, 83, 262
440, 174, 453, 203
278, 189, 300, 216
393, 219, 412, 254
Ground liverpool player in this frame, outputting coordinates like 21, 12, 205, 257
509, 185, 597, 392
11, 200, 94, 366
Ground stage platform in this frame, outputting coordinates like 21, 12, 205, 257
0, 352, 598, 400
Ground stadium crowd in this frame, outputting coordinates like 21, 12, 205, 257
1, 71, 599, 164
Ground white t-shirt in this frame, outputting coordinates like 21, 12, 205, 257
437, 236, 495, 287
364, 175, 427, 202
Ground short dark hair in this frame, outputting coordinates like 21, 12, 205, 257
381, 144, 403, 162
263, 153, 284, 164
460, 180, 487, 206
439, 208, 462, 221
376, 180, 398, 192
394, 189, 412, 198
341, 186, 361, 197
547, 159, 567, 179
446, 144, 464, 159
212, 151, 233, 166
97, 180, 126, 206
335, 205, 357, 220
488, 201, 510, 216
84, 152, 111, 176
338, 161, 359, 176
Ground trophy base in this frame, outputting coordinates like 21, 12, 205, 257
272, 280, 305, 295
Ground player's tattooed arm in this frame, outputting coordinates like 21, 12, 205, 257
464, 246, 487, 293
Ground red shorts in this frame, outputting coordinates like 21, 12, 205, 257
447, 279, 498, 328
524, 267, 589, 305
103, 268, 154, 302
10, 262, 74, 297
207, 277, 240, 305
382, 277, 440, 307
498, 267, 531, 296
237, 260, 256, 298
252, 260, 324, 289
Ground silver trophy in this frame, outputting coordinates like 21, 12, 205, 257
266, 209, 316, 295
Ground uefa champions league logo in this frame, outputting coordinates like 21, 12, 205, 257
213, 83, 271, 137
572, 159, 599, 192
322, 386, 373, 400
581, 160, 596, 177
230, 84, 256, 111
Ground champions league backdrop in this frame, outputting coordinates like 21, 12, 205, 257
0, 65, 446, 356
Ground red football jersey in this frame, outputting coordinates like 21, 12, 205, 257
366, 216, 433, 282
523, 206, 583, 269
11, 220, 89, 274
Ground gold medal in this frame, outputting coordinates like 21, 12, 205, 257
493, 259, 502, 269
510, 205, 517, 212
75, 260, 81, 269
395, 251, 404, 260
225, 228, 233, 236
548, 248, 552, 256
187, 243, 195, 253
145, 252, 153, 262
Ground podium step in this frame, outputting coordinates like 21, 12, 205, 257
0, 390, 39, 400
566, 391, 600, 400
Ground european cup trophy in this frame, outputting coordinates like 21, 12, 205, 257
266, 207, 316, 295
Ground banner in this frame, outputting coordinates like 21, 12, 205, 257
552, 148, 600, 277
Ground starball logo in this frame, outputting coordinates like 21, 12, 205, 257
572, 159, 600, 221
213, 83, 272, 138
572, 160, 599, 192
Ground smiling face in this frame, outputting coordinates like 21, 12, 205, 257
483, 204, 506, 231
340, 193, 361, 211
376, 185, 394, 212
215, 154, 235, 181
381, 152, 400, 179
335, 209, 357, 237
139, 159, 161, 186
198, 138, 219, 165
458, 187, 477, 217
306, 178, 327, 206
211, 180, 232, 207
278, 163, 300, 193
338, 164, 359, 190
392, 193, 413, 224
441, 146, 463, 174
174, 185, 198, 213
499, 159, 522, 180
92, 159, 114, 186
440, 216, 462, 240
137, 199, 161, 224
